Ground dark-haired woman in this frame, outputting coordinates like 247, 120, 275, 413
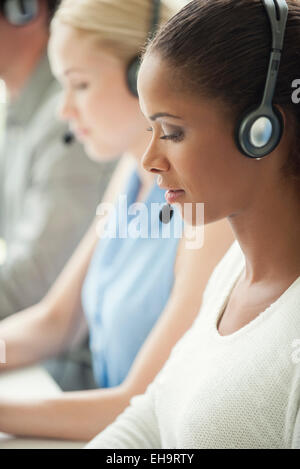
87, 0, 300, 449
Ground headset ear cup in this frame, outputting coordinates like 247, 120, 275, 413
3, 0, 38, 26
235, 104, 263, 157
126, 56, 140, 98
235, 104, 284, 159
126, 1, 161, 98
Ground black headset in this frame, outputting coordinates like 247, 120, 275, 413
126, 0, 161, 97
235, 0, 288, 159
0, 0, 39, 26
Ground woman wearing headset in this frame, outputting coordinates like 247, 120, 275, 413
0, 0, 234, 441
88, 0, 300, 449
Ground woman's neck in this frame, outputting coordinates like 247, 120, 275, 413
229, 177, 300, 285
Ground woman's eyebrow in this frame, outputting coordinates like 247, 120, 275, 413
64, 67, 86, 76
149, 112, 183, 121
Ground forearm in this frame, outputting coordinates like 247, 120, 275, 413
0, 302, 65, 372
0, 386, 130, 442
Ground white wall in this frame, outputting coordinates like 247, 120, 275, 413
165, 0, 190, 11
0, 80, 5, 104
0, 80, 6, 146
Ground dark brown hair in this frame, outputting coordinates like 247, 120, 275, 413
46, 0, 60, 21
146, 0, 300, 179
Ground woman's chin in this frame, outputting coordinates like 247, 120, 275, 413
83, 141, 120, 163
175, 201, 205, 227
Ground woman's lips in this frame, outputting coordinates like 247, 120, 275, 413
73, 127, 90, 140
165, 189, 185, 204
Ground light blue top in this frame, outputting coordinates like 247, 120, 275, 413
82, 168, 182, 388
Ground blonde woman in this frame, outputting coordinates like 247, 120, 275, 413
0, 0, 233, 442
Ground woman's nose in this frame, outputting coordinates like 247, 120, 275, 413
58, 92, 77, 122
142, 143, 170, 174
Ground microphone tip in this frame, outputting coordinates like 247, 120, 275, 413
159, 204, 174, 224
63, 132, 75, 145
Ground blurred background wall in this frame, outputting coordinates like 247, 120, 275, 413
0, 79, 6, 146
0, 79, 6, 262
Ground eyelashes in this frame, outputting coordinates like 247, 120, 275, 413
146, 127, 184, 143
72, 83, 90, 91
161, 132, 184, 143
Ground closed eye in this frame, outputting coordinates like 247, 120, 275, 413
72, 82, 90, 91
160, 131, 184, 143
146, 127, 184, 143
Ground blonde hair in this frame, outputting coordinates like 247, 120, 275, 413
51, 0, 183, 64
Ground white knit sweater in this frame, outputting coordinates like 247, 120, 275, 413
87, 242, 300, 449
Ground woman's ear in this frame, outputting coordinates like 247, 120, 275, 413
275, 104, 297, 154
275, 103, 290, 146
275, 104, 287, 129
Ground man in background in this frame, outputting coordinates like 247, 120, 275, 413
0, 0, 115, 390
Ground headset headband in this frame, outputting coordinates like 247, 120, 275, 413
149, 0, 161, 40
236, 0, 289, 159
261, 0, 288, 108
126, 0, 161, 97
